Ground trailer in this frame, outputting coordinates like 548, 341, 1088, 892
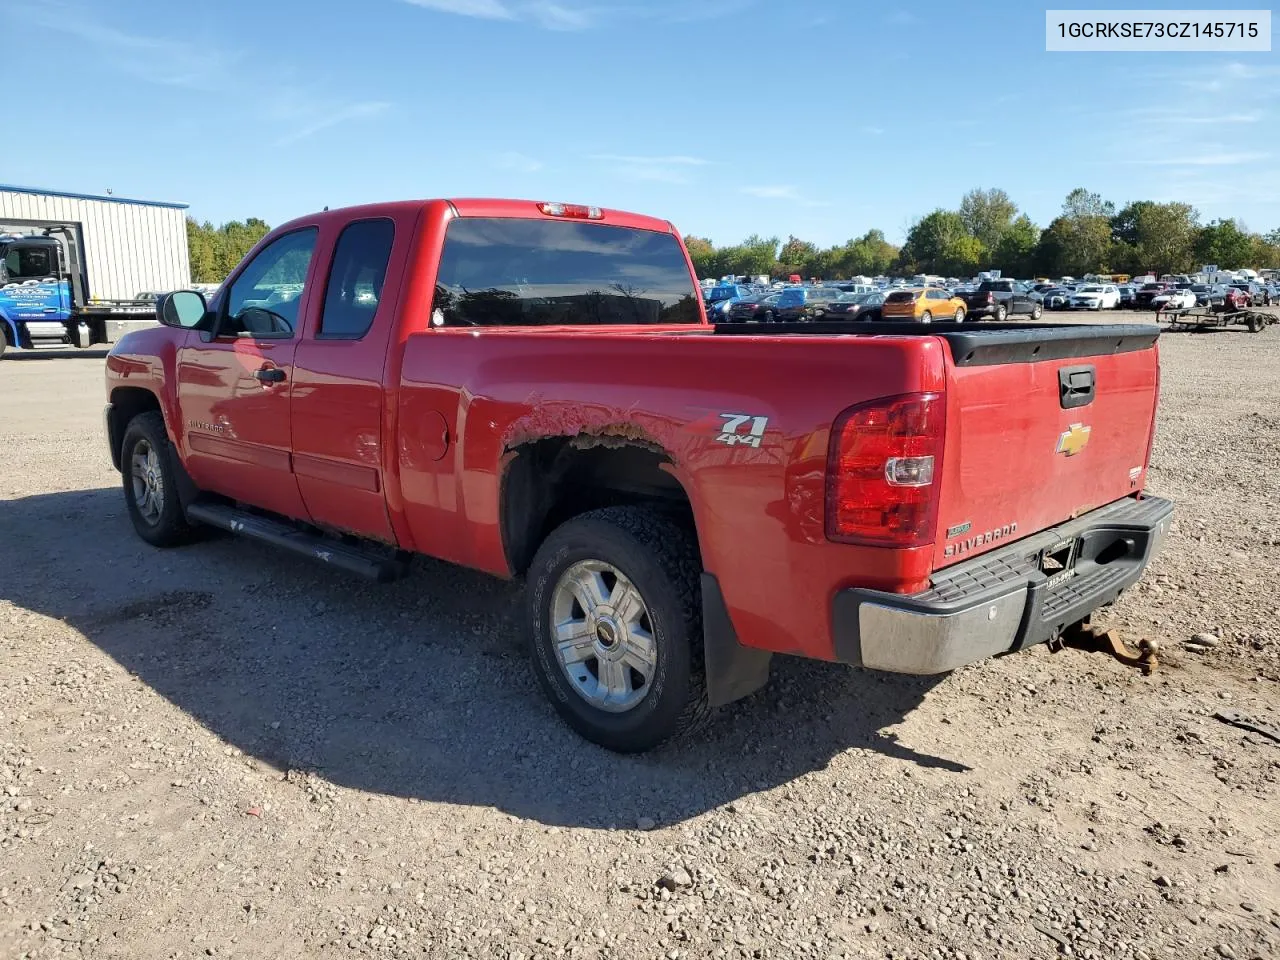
1160, 304, 1277, 333
0, 184, 190, 357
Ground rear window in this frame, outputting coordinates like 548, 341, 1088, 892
885, 291, 916, 303
431, 218, 701, 327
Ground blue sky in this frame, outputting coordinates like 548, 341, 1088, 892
4, 0, 1278, 245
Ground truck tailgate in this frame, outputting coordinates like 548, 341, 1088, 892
932, 325, 1160, 570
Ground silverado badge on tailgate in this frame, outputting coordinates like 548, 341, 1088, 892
1056, 423, 1091, 457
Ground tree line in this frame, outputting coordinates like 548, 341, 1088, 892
686, 188, 1280, 281
186, 188, 1280, 286
186, 217, 271, 283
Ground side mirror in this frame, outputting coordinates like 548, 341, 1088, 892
158, 290, 208, 329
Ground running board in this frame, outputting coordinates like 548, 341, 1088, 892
186, 502, 407, 583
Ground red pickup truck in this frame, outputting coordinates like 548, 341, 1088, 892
104, 198, 1172, 752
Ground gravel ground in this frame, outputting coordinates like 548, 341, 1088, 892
2, 313, 1278, 960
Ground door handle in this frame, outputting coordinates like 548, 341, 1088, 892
253, 367, 286, 383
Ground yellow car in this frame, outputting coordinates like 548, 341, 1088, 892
881, 287, 967, 323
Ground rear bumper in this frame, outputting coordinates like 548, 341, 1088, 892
832, 495, 1174, 675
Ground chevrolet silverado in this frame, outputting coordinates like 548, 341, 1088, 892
104, 198, 1172, 752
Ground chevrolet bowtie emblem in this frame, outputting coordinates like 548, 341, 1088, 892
1056, 423, 1092, 457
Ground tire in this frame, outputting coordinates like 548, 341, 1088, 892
120, 411, 194, 548
994, 304, 1008, 322
1247, 313, 1264, 333
919, 310, 933, 324
762, 311, 774, 322
526, 506, 709, 753
1030, 304, 1043, 320
953, 307, 965, 322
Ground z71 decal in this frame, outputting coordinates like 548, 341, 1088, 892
715, 414, 769, 448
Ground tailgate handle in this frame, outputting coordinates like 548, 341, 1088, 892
1059, 364, 1096, 409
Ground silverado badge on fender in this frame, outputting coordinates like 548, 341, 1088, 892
1056, 423, 1091, 457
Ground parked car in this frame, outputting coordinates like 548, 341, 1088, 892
1117, 285, 1138, 308
961, 280, 1042, 321
724, 293, 782, 322
1190, 284, 1219, 307
825, 291, 885, 321
1069, 284, 1121, 311
1134, 282, 1169, 309
1219, 286, 1252, 311
703, 284, 751, 320
882, 287, 968, 323
773, 286, 844, 321
1151, 288, 1196, 311
1230, 281, 1270, 306
1042, 287, 1074, 310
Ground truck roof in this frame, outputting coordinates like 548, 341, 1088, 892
272, 198, 678, 236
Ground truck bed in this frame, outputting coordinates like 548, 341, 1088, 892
712, 320, 1160, 365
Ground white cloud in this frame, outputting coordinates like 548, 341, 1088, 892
741, 185, 828, 208
10, 3, 395, 146
8, 0, 238, 89
1126, 152, 1269, 167
1126, 108, 1261, 124
399, 0, 754, 30
665, 0, 758, 24
588, 154, 710, 166
526, 0, 592, 29
589, 154, 711, 184
272, 101, 391, 147
491, 151, 545, 173
399, 0, 515, 19
742, 185, 801, 200
860, 125, 885, 136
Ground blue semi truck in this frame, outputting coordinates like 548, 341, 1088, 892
0, 229, 157, 358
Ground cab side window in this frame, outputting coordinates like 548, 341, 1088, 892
318, 219, 395, 339
223, 228, 318, 338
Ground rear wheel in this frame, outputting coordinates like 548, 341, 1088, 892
121, 412, 194, 547
525, 506, 708, 753
919, 310, 933, 324
994, 304, 1008, 322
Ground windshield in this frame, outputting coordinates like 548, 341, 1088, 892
1079, 286, 1103, 293
2, 243, 58, 281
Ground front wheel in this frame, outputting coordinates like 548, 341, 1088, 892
1030, 303, 1043, 320
525, 507, 709, 753
120, 412, 194, 547
953, 307, 965, 322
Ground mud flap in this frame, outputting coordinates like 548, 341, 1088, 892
701, 573, 772, 707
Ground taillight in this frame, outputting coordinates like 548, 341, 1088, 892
986, 293, 995, 304
826, 393, 944, 547
538, 202, 603, 220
